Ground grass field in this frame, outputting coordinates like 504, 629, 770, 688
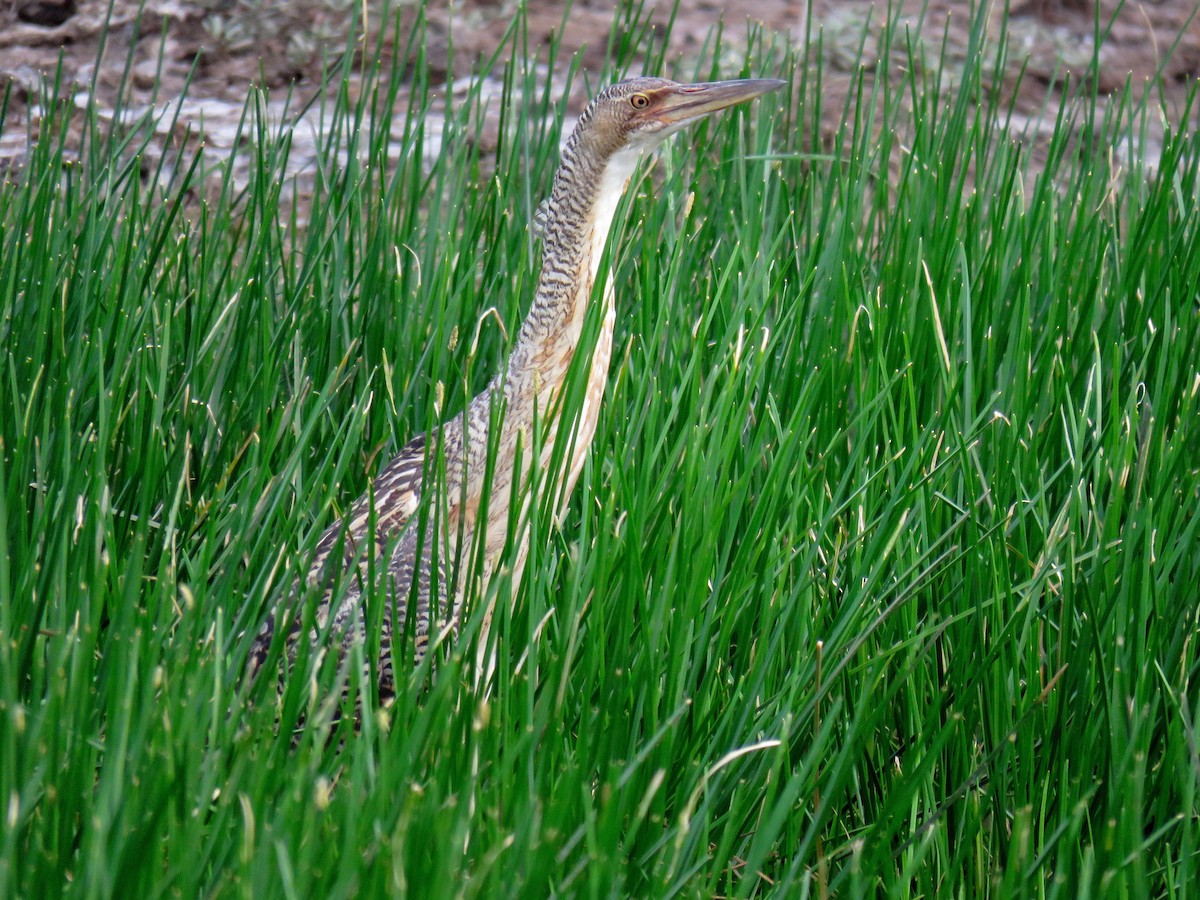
2, 2, 1199, 896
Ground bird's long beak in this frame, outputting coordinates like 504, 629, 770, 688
649, 78, 787, 126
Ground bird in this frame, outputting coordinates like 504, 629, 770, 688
248, 75, 786, 703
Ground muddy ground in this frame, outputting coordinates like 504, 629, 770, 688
1, 1, 1198, 202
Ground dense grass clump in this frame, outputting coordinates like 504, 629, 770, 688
2, 3, 1198, 897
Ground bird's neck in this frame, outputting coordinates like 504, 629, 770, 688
448, 137, 639, 574
580, 145, 643, 292
503, 139, 643, 393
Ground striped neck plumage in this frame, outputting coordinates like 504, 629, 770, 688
528, 137, 645, 328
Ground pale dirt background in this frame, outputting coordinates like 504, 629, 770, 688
1, 0, 1198, 206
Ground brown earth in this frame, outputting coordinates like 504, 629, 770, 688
1, 1, 1198, 198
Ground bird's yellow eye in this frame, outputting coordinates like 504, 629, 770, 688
629, 93, 650, 110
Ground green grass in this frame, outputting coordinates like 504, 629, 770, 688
3, 2, 1199, 896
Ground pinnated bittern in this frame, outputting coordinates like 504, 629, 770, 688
249, 76, 785, 701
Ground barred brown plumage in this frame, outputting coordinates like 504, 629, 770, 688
247, 76, 785, 704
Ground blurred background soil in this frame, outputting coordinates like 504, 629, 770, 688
1, 0, 1198, 203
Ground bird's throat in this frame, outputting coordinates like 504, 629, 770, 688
586, 145, 643, 294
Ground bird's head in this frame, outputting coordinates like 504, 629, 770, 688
577, 76, 786, 159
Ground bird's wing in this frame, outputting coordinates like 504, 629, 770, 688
307, 431, 430, 586
247, 431, 432, 678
